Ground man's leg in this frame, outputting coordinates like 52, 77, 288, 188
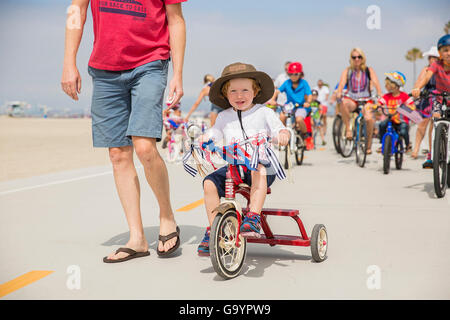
106, 146, 148, 260
133, 137, 178, 253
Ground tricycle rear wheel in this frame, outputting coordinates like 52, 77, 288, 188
310, 224, 328, 262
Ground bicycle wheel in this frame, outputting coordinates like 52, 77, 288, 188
447, 162, 450, 188
338, 118, 354, 158
210, 210, 247, 280
395, 136, 404, 170
433, 123, 448, 198
332, 115, 342, 154
383, 135, 392, 174
295, 134, 305, 165
355, 118, 367, 167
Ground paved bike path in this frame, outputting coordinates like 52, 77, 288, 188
1, 123, 449, 299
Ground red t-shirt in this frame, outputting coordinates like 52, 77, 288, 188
379, 92, 414, 124
88, 0, 186, 71
428, 60, 450, 93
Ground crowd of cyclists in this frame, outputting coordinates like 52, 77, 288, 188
162, 34, 450, 172
160, 35, 449, 260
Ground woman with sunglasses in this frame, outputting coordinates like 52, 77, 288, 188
336, 48, 382, 154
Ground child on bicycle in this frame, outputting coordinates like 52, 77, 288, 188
196, 62, 290, 256
377, 71, 415, 152
268, 62, 313, 150
310, 89, 326, 146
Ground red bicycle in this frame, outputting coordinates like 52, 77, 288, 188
184, 125, 328, 280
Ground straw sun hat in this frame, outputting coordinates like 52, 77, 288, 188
209, 62, 274, 110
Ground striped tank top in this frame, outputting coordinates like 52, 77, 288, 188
347, 68, 371, 99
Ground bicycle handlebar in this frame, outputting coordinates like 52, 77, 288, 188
338, 93, 379, 104
375, 105, 399, 117
200, 133, 269, 151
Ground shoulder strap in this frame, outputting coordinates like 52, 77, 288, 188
346, 67, 351, 87
237, 110, 249, 140
366, 67, 372, 94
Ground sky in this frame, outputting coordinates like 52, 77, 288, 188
0, 0, 449, 113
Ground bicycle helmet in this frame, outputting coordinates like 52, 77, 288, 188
311, 89, 319, 95
423, 46, 439, 58
437, 34, 450, 50
384, 71, 406, 87
287, 62, 303, 74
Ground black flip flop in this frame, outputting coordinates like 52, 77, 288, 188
157, 226, 180, 257
103, 247, 150, 263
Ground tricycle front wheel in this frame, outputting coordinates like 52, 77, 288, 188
210, 210, 247, 280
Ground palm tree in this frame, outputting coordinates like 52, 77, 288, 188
445, 21, 450, 34
405, 48, 423, 82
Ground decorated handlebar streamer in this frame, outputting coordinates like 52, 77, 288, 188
182, 135, 286, 180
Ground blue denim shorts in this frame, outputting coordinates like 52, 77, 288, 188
203, 165, 276, 198
210, 103, 223, 114
88, 59, 169, 147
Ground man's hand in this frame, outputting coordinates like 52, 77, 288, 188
277, 129, 290, 146
61, 64, 81, 101
166, 75, 184, 110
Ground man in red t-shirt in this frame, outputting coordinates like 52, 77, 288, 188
61, 0, 187, 262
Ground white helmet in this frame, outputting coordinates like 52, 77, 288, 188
422, 46, 439, 58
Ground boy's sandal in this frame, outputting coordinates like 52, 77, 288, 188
157, 226, 180, 257
103, 247, 150, 263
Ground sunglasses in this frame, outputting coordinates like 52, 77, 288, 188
352, 55, 363, 60
288, 73, 301, 76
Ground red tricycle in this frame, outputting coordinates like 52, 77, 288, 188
183, 125, 328, 280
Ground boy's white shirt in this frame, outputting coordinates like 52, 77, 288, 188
205, 104, 286, 160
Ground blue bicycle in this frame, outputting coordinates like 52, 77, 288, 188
378, 106, 405, 174
337, 94, 372, 167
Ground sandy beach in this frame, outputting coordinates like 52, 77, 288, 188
0, 116, 110, 182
